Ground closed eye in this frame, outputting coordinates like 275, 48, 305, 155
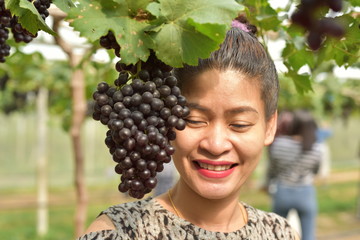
185, 119, 207, 127
230, 123, 252, 131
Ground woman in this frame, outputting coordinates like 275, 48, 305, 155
267, 109, 322, 240
78, 22, 299, 239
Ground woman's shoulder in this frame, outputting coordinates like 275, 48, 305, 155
244, 203, 299, 239
102, 196, 155, 215
77, 197, 158, 240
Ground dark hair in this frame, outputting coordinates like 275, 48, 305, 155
288, 109, 318, 151
276, 110, 295, 136
173, 27, 279, 120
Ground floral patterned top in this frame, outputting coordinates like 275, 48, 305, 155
77, 197, 296, 240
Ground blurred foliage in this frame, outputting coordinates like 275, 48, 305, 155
0, 0, 359, 123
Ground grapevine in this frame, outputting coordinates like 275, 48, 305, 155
0, 0, 52, 63
291, 0, 345, 50
92, 32, 189, 198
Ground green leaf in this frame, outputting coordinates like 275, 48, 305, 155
348, 0, 360, 7
146, 2, 161, 18
158, 0, 243, 25
123, 0, 152, 16
7, 0, 56, 35
152, 23, 221, 67
187, 18, 228, 42
282, 42, 315, 71
52, 0, 76, 12
67, 0, 153, 64
150, 0, 243, 67
286, 71, 313, 95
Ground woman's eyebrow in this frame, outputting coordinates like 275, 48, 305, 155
187, 103, 258, 115
226, 106, 259, 115
186, 102, 211, 113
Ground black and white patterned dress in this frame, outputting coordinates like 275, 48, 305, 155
77, 197, 296, 240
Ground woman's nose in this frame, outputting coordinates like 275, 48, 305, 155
199, 123, 232, 156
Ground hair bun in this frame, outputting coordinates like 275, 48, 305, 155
233, 14, 258, 35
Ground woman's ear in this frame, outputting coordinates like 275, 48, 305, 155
264, 111, 278, 146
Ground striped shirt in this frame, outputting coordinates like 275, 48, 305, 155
267, 136, 322, 186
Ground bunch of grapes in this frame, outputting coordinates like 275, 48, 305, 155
92, 41, 189, 198
291, 0, 345, 50
0, 0, 52, 63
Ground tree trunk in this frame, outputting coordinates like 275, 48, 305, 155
51, 10, 89, 237
70, 54, 88, 238
36, 87, 49, 236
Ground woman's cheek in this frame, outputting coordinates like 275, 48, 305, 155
235, 132, 265, 159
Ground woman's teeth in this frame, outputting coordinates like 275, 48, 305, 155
198, 162, 232, 171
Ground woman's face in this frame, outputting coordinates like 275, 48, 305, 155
172, 69, 277, 199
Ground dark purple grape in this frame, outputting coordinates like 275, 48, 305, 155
144, 81, 156, 92
307, 30, 322, 50
327, 0, 342, 12
151, 98, 164, 111
139, 103, 151, 115
119, 127, 131, 140
139, 169, 151, 179
164, 76, 177, 87
136, 159, 147, 171
176, 118, 186, 130
158, 85, 171, 97
97, 82, 109, 93
111, 119, 124, 131
130, 93, 142, 106
160, 107, 171, 120
142, 91, 153, 104
112, 91, 124, 102
114, 147, 127, 160
120, 157, 133, 170
96, 94, 109, 106
171, 105, 184, 117
145, 178, 157, 188
121, 85, 133, 96
319, 18, 345, 37
124, 117, 134, 128
136, 134, 148, 146
153, 77, 163, 87
113, 102, 125, 113
115, 61, 126, 72
118, 108, 131, 119
116, 73, 129, 86
164, 95, 177, 107
138, 70, 150, 81
101, 105, 112, 116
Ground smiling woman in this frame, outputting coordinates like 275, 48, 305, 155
77, 19, 299, 240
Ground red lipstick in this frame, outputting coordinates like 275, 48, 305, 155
194, 160, 237, 179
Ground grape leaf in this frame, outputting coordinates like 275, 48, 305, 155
52, 0, 76, 12
146, 2, 161, 18
150, 0, 243, 67
6, 0, 56, 35
67, 0, 153, 64
117, 0, 152, 16
286, 71, 313, 95
348, 0, 360, 7
282, 42, 314, 72
187, 18, 228, 42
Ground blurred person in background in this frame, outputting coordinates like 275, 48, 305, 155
316, 121, 332, 185
153, 160, 178, 196
266, 109, 322, 240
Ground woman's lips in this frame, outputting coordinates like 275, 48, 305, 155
193, 160, 238, 178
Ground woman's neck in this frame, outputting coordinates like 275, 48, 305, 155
157, 180, 247, 232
